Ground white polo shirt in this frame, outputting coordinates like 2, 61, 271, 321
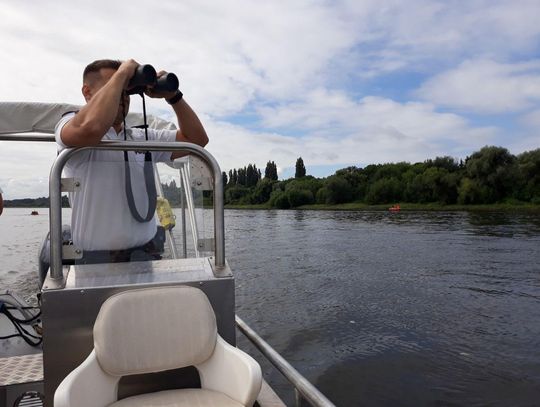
55, 113, 177, 251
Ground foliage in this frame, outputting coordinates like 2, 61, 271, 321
295, 157, 306, 178
287, 188, 314, 207
323, 176, 354, 204
209, 146, 540, 207
265, 161, 278, 181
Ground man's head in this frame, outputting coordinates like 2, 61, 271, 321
82, 59, 129, 126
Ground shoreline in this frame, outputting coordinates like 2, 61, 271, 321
5, 203, 540, 212
224, 202, 540, 212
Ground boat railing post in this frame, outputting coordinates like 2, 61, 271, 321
179, 163, 188, 258
48, 141, 225, 280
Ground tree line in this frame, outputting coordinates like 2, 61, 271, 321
219, 147, 540, 208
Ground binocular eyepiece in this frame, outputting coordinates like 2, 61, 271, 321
127, 64, 179, 95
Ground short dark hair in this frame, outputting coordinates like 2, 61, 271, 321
83, 59, 122, 81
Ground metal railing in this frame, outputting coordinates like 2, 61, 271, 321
48, 140, 224, 279
236, 316, 336, 407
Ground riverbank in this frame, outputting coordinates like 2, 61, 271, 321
225, 202, 540, 211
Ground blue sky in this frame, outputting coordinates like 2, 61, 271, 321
1, 0, 540, 198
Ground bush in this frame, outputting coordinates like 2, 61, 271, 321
365, 177, 402, 204
225, 185, 251, 204
269, 191, 290, 209
287, 188, 314, 207
324, 176, 353, 204
316, 187, 329, 204
250, 178, 274, 204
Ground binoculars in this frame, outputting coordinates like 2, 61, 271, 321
127, 64, 179, 95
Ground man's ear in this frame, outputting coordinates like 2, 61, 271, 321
82, 84, 92, 102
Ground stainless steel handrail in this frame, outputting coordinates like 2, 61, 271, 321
0, 133, 56, 142
236, 316, 336, 407
48, 140, 224, 280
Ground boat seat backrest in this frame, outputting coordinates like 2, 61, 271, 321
93, 286, 217, 377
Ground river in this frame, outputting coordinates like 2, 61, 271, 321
1, 208, 539, 406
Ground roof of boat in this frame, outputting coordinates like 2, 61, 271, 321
0, 101, 177, 135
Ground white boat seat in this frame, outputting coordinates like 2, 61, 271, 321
54, 286, 262, 407
109, 388, 243, 406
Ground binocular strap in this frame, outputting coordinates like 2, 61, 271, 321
124, 150, 157, 223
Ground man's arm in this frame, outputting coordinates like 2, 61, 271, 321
169, 98, 209, 159
60, 60, 139, 147
145, 71, 208, 160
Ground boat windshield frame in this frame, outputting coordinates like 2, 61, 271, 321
48, 140, 225, 281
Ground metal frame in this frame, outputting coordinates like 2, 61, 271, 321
48, 140, 225, 280
236, 316, 336, 407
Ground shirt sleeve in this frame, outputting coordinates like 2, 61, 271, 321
54, 112, 76, 151
148, 128, 178, 163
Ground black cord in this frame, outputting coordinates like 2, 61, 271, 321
122, 91, 157, 223
1, 310, 42, 347
2, 306, 41, 323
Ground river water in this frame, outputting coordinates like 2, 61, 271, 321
1, 208, 539, 406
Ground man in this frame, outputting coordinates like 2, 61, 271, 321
0, 186, 3, 216
55, 59, 208, 263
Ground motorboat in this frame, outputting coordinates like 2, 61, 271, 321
0, 102, 335, 407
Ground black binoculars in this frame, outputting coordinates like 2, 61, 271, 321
127, 64, 179, 95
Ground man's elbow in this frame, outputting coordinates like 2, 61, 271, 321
62, 122, 103, 147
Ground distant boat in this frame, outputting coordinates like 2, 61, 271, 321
31, 210, 39, 215
389, 204, 400, 212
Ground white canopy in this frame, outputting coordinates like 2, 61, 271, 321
0, 101, 177, 135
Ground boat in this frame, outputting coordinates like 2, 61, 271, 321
31, 210, 39, 215
0, 102, 335, 407
389, 204, 401, 212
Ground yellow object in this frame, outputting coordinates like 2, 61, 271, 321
156, 197, 176, 230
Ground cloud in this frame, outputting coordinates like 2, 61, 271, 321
211, 90, 498, 171
416, 59, 540, 113
519, 109, 540, 128
1, 1, 539, 198
0, 141, 58, 199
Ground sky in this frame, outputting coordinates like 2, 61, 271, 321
1, 0, 539, 199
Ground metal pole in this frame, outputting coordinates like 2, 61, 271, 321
0, 133, 56, 142
180, 166, 200, 258
48, 141, 224, 280
236, 316, 336, 407
179, 164, 188, 258
153, 165, 179, 259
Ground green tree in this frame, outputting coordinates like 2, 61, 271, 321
265, 161, 278, 181
269, 190, 290, 209
465, 146, 517, 203
295, 157, 306, 178
365, 177, 403, 204
287, 188, 314, 207
324, 176, 353, 204
516, 148, 540, 202
250, 178, 274, 204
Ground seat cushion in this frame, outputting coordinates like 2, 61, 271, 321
94, 286, 217, 376
108, 388, 244, 407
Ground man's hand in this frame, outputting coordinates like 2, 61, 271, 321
145, 70, 177, 100
116, 59, 140, 88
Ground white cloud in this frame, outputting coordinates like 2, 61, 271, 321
212, 91, 498, 171
416, 59, 540, 113
1, 0, 539, 198
519, 109, 540, 128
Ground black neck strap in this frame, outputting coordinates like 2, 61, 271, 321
122, 92, 157, 223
